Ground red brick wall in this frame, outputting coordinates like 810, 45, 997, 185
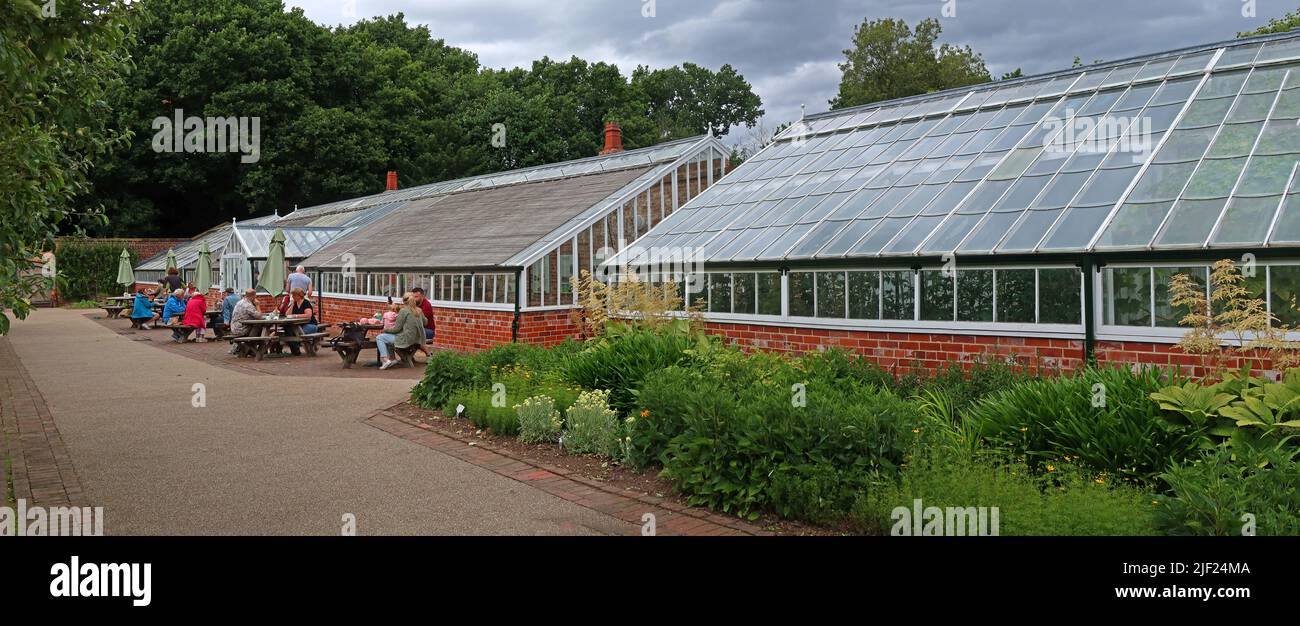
517, 309, 582, 347
702, 322, 1086, 373
432, 307, 515, 352
700, 321, 1280, 378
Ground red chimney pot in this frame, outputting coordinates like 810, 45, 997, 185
386, 170, 398, 191
600, 121, 624, 155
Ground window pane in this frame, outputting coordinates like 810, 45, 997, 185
881, 270, 914, 320
1104, 268, 1151, 326
708, 273, 733, 314
1270, 266, 1300, 327
1154, 266, 1207, 328
920, 270, 954, 321
816, 272, 847, 319
957, 270, 994, 322
757, 273, 782, 315
996, 269, 1036, 323
789, 272, 815, 317
733, 273, 757, 315
1040, 268, 1082, 324
848, 271, 880, 319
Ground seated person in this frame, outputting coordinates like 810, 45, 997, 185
227, 288, 262, 354
283, 288, 318, 356
160, 289, 187, 325
410, 287, 435, 356
376, 293, 427, 370
177, 290, 208, 343
130, 289, 159, 328
220, 287, 239, 324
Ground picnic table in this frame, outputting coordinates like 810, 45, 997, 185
328, 321, 421, 369
230, 317, 327, 361
101, 295, 136, 319
205, 309, 229, 338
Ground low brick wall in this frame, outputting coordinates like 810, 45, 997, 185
259, 294, 1283, 378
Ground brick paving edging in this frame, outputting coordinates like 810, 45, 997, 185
364, 407, 772, 537
0, 337, 89, 508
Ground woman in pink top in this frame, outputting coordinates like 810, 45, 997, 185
180, 293, 208, 343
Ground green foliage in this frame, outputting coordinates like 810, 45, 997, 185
446, 388, 518, 436
560, 324, 699, 414
970, 367, 1199, 484
661, 377, 920, 520
54, 241, 135, 301
769, 464, 879, 526
1156, 445, 1300, 536
68, 300, 101, 309
82, 3, 762, 237
561, 390, 623, 459
410, 350, 479, 409
2, 0, 133, 333
1151, 367, 1300, 453
832, 17, 991, 110
515, 396, 563, 444
853, 449, 1157, 536
1239, 7, 1300, 36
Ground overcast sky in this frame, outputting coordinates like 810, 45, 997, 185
288, 0, 1285, 144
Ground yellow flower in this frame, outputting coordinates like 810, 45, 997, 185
641, 410, 650, 418
1046, 464, 1056, 472
1019, 427, 1029, 432
1094, 478, 1105, 485
911, 428, 921, 434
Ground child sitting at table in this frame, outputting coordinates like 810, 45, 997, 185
381, 303, 400, 332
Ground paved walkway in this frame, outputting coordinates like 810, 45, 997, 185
2, 309, 633, 535
1, 309, 758, 536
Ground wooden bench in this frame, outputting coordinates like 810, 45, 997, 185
232, 332, 329, 360
208, 322, 230, 338
329, 337, 418, 369
101, 305, 126, 319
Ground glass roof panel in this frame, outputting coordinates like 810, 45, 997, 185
621, 33, 1300, 262
1154, 198, 1228, 246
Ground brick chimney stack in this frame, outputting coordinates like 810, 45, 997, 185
600, 121, 624, 155
386, 170, 398, 191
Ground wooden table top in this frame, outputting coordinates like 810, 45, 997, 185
241, 317, 311, 326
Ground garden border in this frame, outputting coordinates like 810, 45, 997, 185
364, 404, 772, 537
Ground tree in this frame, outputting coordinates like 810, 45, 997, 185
1, 0, 133, 333
80, 1, 764, 237
831, 17, 991, 109
81, 2, 482, 236
623, 63, 764, 142
1241, 6, 1300, 36
1000, 69, 1023, 80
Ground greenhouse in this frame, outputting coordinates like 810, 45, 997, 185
612, 30, 1300, 371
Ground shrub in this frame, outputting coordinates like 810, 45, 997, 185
1151, 367, 1300, 453
1155, 445, 1300, 536
662, 379, 920, 519
516, 396, 562, 444
56, 241, 134, 301
560, 323, 699, 413
69, 300, 100, 309
768, 463, 879, 526
562, 390, 624, 458
626, 367, 712, 470
446, 389, 519, 436
411, 350, 479, 409
853, 448, 1158, 536
969, 366, 1198, 485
